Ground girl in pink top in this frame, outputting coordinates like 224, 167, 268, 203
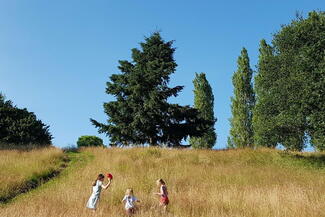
154, 179, 169, 212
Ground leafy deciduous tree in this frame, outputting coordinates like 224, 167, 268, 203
228, 48, 255, 148
77, 135, 104, 147
253, 40, 280, 148
253, 11, 325, 151
190, 73, 216, 149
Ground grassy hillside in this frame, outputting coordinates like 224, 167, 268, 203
0, 147, 324, 217
0, 147, 65, 203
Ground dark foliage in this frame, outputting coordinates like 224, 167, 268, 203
91, 33, 210, 147
0, 93, 52, 146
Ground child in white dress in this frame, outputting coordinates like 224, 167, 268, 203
122, 188, 140, 216
86, 174, 111, 211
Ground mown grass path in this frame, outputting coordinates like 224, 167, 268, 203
0, 150, 93, 206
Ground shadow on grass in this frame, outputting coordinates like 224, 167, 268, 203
281, 152, 325, 169
293, 154, 325, 168
0, 155, 70, 204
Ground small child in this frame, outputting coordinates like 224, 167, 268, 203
86, 174, 112, 211
154, 179, 169, 212
122, 188, 140, 216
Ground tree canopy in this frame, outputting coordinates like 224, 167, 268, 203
0, 93, 52, 146
253, 11, 325, 151
228, 48, 255, 148
77, 135, 104, 147
91, 33, 210, 147
190, 73, 216, 149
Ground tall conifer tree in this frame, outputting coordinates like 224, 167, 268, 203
228, 48, 255, 148
91, 33, 209, 147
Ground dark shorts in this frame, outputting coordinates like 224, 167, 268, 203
126, 208, 135, 215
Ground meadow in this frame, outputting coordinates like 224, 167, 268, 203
0, 147, 324, 217
0, 147, 65, 203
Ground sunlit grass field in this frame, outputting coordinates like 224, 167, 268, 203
0, 147, 65, 203
0, 147, 324, 217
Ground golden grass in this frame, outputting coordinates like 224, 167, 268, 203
0, 147, 64, 202
0, 147, 324, 217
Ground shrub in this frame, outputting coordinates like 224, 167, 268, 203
77, 136, 104, 147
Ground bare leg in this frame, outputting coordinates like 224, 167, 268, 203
159, 203, 168, 214
163, 205, 166, 213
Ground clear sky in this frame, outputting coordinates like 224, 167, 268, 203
0, 1, 324, 148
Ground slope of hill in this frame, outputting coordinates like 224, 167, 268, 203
0, 147, 324, 217
0, 148, 66, 203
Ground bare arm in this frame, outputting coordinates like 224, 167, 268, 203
101, 179, 112, 189
154, 191, 162, 196
154, 186, 164, 196
134, 196, 140, 203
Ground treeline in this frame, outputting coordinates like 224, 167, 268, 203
93, 11, 324, 151
229, 11, 325, 151
1, 11, 323, 151
0, 94, 52, 147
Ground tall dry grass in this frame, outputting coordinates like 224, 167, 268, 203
0, 147, 324, 217
0, 147, 64, 202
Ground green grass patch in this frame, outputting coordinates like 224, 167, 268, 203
0, 149, 68, 204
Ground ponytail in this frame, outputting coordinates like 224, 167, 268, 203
93, 174, 105, 186
158, 178, 166, 185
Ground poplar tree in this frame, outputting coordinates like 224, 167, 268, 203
189, 73, 216, 149
228, 48, 255, 148
253, 40, 279, 148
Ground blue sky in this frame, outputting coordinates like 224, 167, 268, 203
0, 1, 324, 148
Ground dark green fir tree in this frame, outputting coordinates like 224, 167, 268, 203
91, 33, 209, 147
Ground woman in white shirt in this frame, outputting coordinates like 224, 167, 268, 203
86, 174, 111, 211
